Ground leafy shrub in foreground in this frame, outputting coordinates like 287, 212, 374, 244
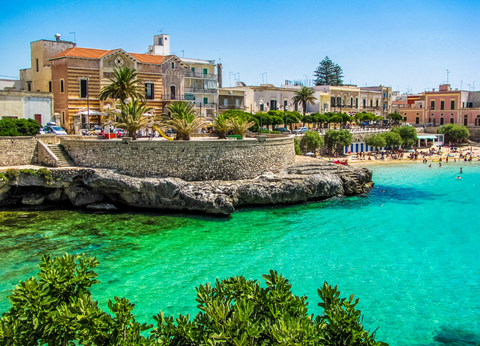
0, 254, 388, 346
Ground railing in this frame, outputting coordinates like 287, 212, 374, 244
161, 94, 195, 101
188, 102, 217, 109
184, 87, 217, 94
218, 105, 246, 110
184, 71, 217, 79
310, 127, 391, 135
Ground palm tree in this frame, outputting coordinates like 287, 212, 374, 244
163, 101, 206, 140
212, 113, 232, 139
228, 114, 255, 138
292, 86, 317, 116
99, 67, 145, 104
102, 99, 155, 140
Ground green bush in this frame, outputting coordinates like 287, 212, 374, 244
4, 168, 19, 182
300, 130, 324, 152
294, 138, 302, 155
0, 254, 388, 346
438, 124, 470, 143
0, 118, 42, 136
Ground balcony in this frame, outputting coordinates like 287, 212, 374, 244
184, 71, 217, 79
219, 105, 246, 110
184, 87, 217, 94
188, 102, 217, 109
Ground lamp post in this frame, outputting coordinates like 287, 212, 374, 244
284, 105, 288, 129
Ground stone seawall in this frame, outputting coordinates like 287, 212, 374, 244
61, 138, 296, 181
0, 137, 38, 166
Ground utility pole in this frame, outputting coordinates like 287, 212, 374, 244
473, 81, 476, 91
69, 32, 76, 43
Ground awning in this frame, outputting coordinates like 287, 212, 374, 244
417, 134, 437, 139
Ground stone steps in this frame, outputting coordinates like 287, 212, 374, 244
47, 145, 76, 167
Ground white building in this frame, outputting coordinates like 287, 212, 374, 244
0, 90, 53, 125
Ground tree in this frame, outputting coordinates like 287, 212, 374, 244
228, 113, 255, 138
163, 101, 206, 140
300, 130, 324, 153
292, 86, 317, 116
391, 126, 417, 148
382, 131, 403, 148
314, 56, 344, 86
437, 124, 470, 143
1, 254, 388, 346
365, 134, 387, 149
212, 112, 232, 139
294, 138, 302, 155
387, 113, 403, 126
324, 129, 353, 154
329, 114, 344, 129
102, 99, 155, 140
99, 67, 145, 105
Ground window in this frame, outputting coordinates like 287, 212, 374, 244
363, 99, 366, 108
376, 100, 379, 107
60, 79, 64, 93
36, 59, 39, 72
441, 100, 444, 110
224, 99, 228, 106
170, 85, 176, 100
404, 117, 407, 121
271, 99, 277, 110
203, 97, 208, 104
27, 81, 31, 91
431, 100, 435, 110
80, 79, 88, 98
49, 81, 52, 92
356, 98, 358, 108
451, 100, 455, 109
235, 99, 239, 107
337, 97, 341, 106
350, 97, 353, 106
467, 102, 473, 108
62, 111, 65, 124
171, 62, 175, 69
331, 96, 336, 106
203, 68, 208, 75
145, 83, 154, 99
416, 117, 419, 124
450, 118, 454, 124
420, 104, 422, 108
284, 100, 287, 108
191, 67, 195, 72
370, 100, 373, 107
158, 37, 163, 45
260, 100, 264, 111
440, 117, 444, 125
383, 93, 386, 97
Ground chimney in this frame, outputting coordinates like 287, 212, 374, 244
54, 33, 61, 42
217, 63, 223, 88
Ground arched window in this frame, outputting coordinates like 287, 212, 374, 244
170, 85, 176, 100
171, 62, 175, 69
259, 99, 264, 111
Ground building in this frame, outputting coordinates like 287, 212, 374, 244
0, 79, 21, 91
20, 33, 220, 133
227, 83, 298, 114
0, 90, 53, 125
308, 85, 360, 115
218, 87, 246, 112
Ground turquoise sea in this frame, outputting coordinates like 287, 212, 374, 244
1, 162, 479, 346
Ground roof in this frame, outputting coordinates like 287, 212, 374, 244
417, 134, 438, 139
49, 47, 178, 65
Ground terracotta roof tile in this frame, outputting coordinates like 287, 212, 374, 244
49, 47, 176, 66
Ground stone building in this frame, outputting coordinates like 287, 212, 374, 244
19, 34, 219, 133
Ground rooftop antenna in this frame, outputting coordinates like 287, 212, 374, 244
236, 72, 240, 81
218, 58, 221, 63
260, 72, 267, 84
473, 81, 476, 91
159, 28, 165, 35
446, 69, 450, 84
181, 50, 184, 57
69, 32, 76, 43
467, 84, 471, 91
229, 71, 234, 87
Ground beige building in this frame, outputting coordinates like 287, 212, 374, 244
0, 90, 53, 125
218, 88, 246, 112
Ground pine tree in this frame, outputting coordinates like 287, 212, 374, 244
314, 56, 344, 86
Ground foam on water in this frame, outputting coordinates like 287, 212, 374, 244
1, 162, 479, 346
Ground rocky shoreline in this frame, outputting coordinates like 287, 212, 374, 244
0, 162, 373, 215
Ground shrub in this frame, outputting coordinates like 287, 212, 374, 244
0, 118, 41, 136
0, 254, 388, 346
4, 168, 19, 182
300, 130, 324, 153
294, 138, 302, 155
438, 124, 470, 143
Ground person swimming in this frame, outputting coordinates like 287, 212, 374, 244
456, 176, 461, 180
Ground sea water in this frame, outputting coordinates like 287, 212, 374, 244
1, 162, 479, 346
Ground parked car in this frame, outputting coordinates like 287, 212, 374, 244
89, 125, 102, 135
292, 127, 308, 134
274, 127, 291, 134
43, 124, 67, 135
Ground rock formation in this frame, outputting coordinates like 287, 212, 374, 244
0, 162, 373, 216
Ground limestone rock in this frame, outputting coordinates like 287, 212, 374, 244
22, 193, 45, 205
46, 188, 62, 201
86, 203, 117, 211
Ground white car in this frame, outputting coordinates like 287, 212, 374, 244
293, 127, 309, 134
44, 125, 68, 135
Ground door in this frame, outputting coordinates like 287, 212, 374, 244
170, 85, 176, 100
355, 144, 359, 153
360, 143, 364, 152
34, 114, 42, 125
464, 116, 468, 126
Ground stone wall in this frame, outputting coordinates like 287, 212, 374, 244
36, 134, 86, 145
0, 136, 38, 166
37, 141, 59, 167
61, 138, 295, 181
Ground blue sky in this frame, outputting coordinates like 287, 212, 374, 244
1, 0, 479, 93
